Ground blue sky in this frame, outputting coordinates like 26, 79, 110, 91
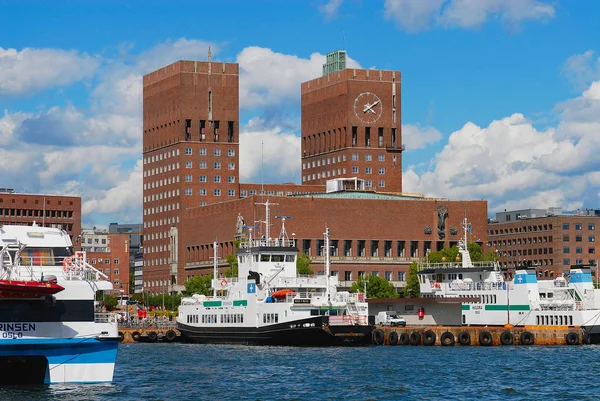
1, 0, 600, 228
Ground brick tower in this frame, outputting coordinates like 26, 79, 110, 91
142, 52, 239, 293
301, 50, 403, 192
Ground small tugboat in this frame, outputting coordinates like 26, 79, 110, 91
177, 201, 374, 346
0, 223, 119, 384
418, 217, 600, 343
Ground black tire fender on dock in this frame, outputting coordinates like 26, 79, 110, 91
373, 329, 385, 345
565, 331, 579, 345
500, 330, 514, 345
388, 331, 399, 346
132, 331, 141, 342
440, 331, 455, 346
520, 331, 534, 345
399, 332, 410, 345
479, 331, 493, 346
165, 330, 177, 342
423, 330, 436, 346
147, 331, 158, 343
458, 331, 471, 346
118, 331, 124, 342
409, 331, 421, 345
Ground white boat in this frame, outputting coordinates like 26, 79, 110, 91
0, 224, 119, 384
418, 218, 600, 343
177, 201, 374, 346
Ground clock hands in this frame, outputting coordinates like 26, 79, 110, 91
363, 100, 379, 114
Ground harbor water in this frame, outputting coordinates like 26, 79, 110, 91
3, 343, 600, 400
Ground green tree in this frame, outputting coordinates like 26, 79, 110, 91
103, 294, 118, 310
351, 275, 398, 299
184, 274, 214, 296
224, 254, 238, 277
296, 253, 313, 275
405, 262, 420, 298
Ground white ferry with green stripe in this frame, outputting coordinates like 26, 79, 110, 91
418, 218, 600, 343
176, 202, 373, 346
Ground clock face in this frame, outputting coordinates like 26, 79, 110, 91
354, 92, 382, 124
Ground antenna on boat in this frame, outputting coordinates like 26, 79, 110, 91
324, 226, 331, 302
243, 225, 260, 247
256, 199, 278, 243
275, 216, 292, 245
212, 240, 218, 297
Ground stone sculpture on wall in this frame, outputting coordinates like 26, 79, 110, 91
437, 205, 448, 239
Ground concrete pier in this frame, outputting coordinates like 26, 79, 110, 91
118, 327, 182, 343
372, 325, 588, 346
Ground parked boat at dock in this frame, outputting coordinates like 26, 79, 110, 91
177, 201, 374, 346
0, 224, 119, 384
418, 218, 600, 343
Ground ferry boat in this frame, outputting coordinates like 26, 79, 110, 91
418, 218, 600, 343
177, 202, 374, 346
0, 224, 119, 384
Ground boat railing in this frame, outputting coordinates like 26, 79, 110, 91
239, 238, 296, 249
12, 254, 109, 281
444, 281, 513, 292
328, 315, 369, 326
419, 261, 498, 271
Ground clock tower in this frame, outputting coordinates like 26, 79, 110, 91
300, 51, 403, 193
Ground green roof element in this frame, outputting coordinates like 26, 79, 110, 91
323, 50, 347, 76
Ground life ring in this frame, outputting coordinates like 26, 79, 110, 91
399, 332, 410, 345
372, 329, 385, 345
220, 279, 228, 287
479, 331, 493, 346
519, 331, 534, 345
62, 257, 73, 272
423, 330, 436, 346
565, 331, 579, 345
458, 331, 471, 346
388, 331, 399, 346
409, 331, 421, 345
440, 331, 455, 346
500, 330, 514, 345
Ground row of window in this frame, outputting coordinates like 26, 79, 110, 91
144, 148, 180, 164
563, 247, 595, 254
184, 148, 235, 157
302, 239, 454, 258
143, 216, 180, 229
185, 175, 236, 183
333, 271, 405, 281
144, 203, 180, 215
303, 155, 346, 169
240, 189, 311, 197
490, 222, 597, 236
185, 161, 236, 170
185, 188, 236, 197
563, 223, 595, 230
0, 208, 74, 219
145, 163, 179, 177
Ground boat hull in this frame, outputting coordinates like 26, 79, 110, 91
0, 337, 118, 384
178, 316, 374, 346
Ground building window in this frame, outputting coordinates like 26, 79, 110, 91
589, 224, 595, 230
378, 180, 385, 188
352, 166, 359, 174
365, 154, 372, 161
185, 147, 192, 155
344, 271, 352, 281
199, 189, 206, 196
590, 235, 595, 242
228, 149, 235, 157
214, 189, 221, 196
228, 189, 235, 196
352, 154, 358, 161
365, 167, 372, 174
563, 235, 569, 241
397, 272, 405, 281
214, 149, 221, 156
563, 247, 570, 253
576, 235, 583, 242
563, 223, 569, 230
563, 259, 570, 266
378, 167, 385, 175
241, 190, 248, 197
576, 247, 583, 254
228, 176, 235, 183
228, 162, 235, 170
214, 176, 221, 183
576, 224, 582, 230
200, 175, 207, 182
589, 247, 595, 254
214, 162, 221, 169
199, 148, 206, 156
185, 161, 192, 169
199, 162, 207, 169
185, 188, 192, 196
378, 155, 385, 162
365, 180, 372, 188
185, 174, 192, 182
114, 259, 119, 265
385, 271, 392, 281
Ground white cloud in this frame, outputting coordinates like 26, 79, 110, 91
237, 47, 361, 110
403, 79, 600, 214
384, 0, 555, 32
402, 123, 442, 150
561, 50, 600, 90
0, 47, 99, 96
239, 117, 301, 183
319, 0, 343, 20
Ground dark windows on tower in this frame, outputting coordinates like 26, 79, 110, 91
228, 121, 234, 143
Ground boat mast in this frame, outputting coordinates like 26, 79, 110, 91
213, 240, 218, 297
325, 226, 330, 302
256, 199, 278, 243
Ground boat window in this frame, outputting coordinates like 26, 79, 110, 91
459, 274, 463, 279
569, 316, 573, 326
271, 255, 284, 262
493, 295, 496, 304
253, 255, 259, 262
285, 255, 295, 262
260, 254, 270, 262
